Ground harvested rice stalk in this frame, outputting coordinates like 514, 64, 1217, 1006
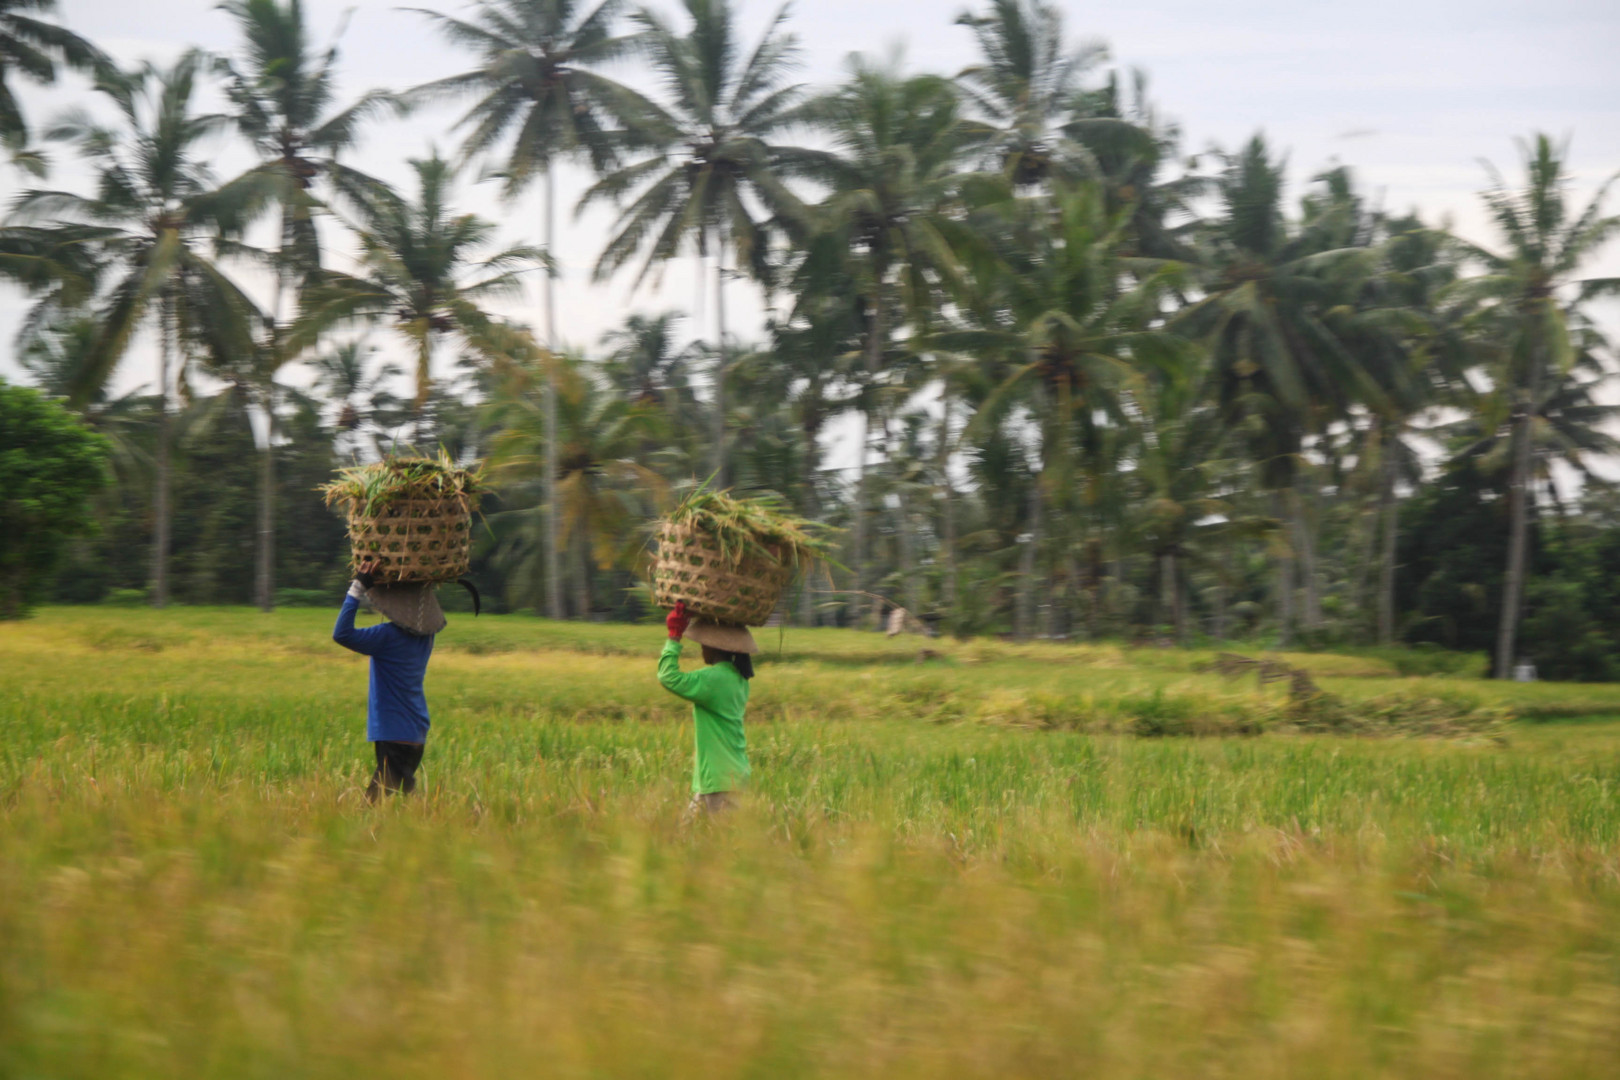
320, 450, 486, 518
664, 485, 836, 571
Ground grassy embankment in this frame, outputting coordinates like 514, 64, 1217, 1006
2, 606, 1618, 1077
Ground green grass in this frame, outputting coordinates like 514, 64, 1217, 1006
3, 607, 1620, 1077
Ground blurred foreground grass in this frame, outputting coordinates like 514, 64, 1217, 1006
2, 607, 1619, 1077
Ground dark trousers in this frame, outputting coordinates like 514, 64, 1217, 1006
367, 740, 424, 802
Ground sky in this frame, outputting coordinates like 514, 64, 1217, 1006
3, 0, 1619, 471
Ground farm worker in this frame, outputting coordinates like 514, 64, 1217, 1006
332, 559, 471, 801
658, 600, 757, 814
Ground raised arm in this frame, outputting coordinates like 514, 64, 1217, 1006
656, 602, 716, 707
332, 563, 395, 657
658, 638, 717, 707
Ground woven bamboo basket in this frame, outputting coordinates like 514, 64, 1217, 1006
652, 521, 794, 626
344, 495, 473, 584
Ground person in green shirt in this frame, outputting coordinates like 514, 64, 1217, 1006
659, 601, 756, 814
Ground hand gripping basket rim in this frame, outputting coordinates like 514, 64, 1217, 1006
651, 521, 794, 627
345, 494, 473, 585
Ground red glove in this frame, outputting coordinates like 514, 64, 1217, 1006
666, 600, 691, 641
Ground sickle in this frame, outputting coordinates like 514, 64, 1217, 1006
456, 576, 482, 616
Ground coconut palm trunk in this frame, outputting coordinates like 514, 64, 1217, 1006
712, 233, 728, 488
572, 521, 591, 619
1377, 449, 1399, 646
797, 410, 824, 627
152, 293, 175, 608
1064, 549, 1081, 638
1016, 473, 1041, 640
799, 446, 820, 627
1085, 539, 1103, 640
256, 222, 291, 614
1109, 552, 1126, 624
852, 407, 869, 629
797, 577, 815, 627
1276, 553, 1294, 647
1173, 554, 1188, 644
256, 381, 275, 611
938, 394, 957, 613
1157, 551, 1174, 642
1045, 549, 1063, 639
1271, 493, 1293, 646
543, 167, 563, 621
1292, 485, 1322, 631
411, 325, 434, 442
1017, 384, 1052, 641
1495, 394, 1537, 678
1348, 497, 1378, 634
853, 287, 884, 629
898, 488, 919, 620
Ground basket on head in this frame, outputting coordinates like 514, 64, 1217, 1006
652, 521, 793, 627
345, 494, 473, 585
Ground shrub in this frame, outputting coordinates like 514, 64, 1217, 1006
0, 381, 110, 619
1522, 577, 1620, 682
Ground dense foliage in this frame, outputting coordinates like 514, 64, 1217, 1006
2, 0, 1618, 676
0, 378, 107, 617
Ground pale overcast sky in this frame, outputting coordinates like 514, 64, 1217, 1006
3, 0, 1618, 471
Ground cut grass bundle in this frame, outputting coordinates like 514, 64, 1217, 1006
320, 451, 486, 583
665, 488, 835, 569
652, 488, 836, 625
319, 450, 486, 519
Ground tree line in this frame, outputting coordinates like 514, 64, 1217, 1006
2, 0, 1618, 678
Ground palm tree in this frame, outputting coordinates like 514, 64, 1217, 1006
14, 51, 266, 607
1176, 137, 1377, 643
1123, 358, 1252, 644
1440, 332, 1619, 504
19, 313, 154, 483
0, 0, 104, 149
0, 220, 103, 331
412, 0, 644, 621
963, 180, 1190, 638
309, 339, 404, 459
922, 348, 983, 621
1447, 138, 1620, 675
727, 341, 817, 505
1326, 214, 1460, 644
953, 0, 1104, 187
600, 311, 696, 407
600, 310, 703, 475
0, 2, 106, 331
218, 0, 400, 610
1065, 69, 1202, 261
484, 351, 665, 616
219, 0, 398, 275
296, 154, 546, 418
762, 284, 863, 623
785, 55, 972, 625
581, 0, 807, 489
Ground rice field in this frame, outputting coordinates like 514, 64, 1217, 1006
2, 606, 1619, 1077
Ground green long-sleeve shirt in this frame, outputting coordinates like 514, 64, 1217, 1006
658, 638, 751, 795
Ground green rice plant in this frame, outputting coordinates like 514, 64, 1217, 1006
4, 608, 1620, 1076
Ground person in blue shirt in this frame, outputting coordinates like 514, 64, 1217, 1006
332, 559, 443, 801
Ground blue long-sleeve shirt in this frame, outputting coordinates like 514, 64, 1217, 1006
332, 594, 435, 743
